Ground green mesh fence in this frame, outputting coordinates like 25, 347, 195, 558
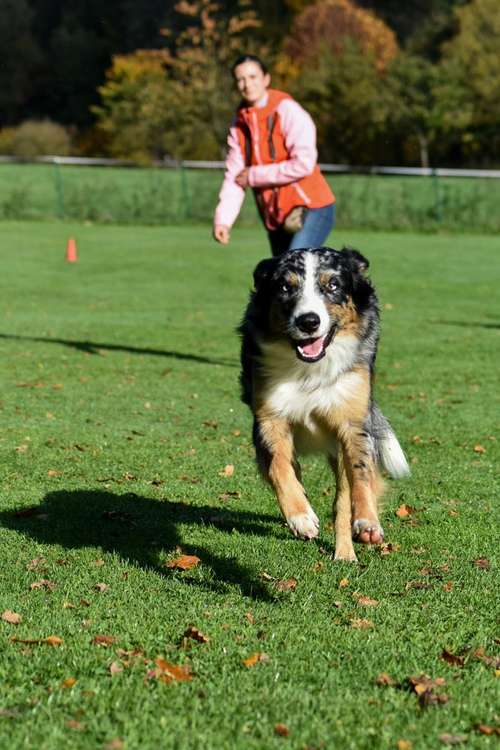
1, 162, 499, 232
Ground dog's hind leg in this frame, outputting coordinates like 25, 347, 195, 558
329, 453, 357, 562
254, 415, 319, 540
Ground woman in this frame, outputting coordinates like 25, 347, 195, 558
213, 55, 335, 256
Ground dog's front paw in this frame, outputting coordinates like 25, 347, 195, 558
287, 508, 320, 540
352, 518, 384, 545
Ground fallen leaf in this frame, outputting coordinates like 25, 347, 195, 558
109, 661, 124, 676
165, 555, 200, 571
182, 625, 210, 644
396, 504, 417, 518
45, 635, 64, 647
219, 464, 234, 477
149, 657, 192, 683
338, 578, 349, 588
356, 596, 379, 607
274, 578, 298, 592
93, 583, 109, 593
242, 652, 269, 668
92, 635, 115, 647
473, 557, 490, 570
407, 674, 448, 707
104, 739, 124, 750
30, 579, 56, 591
350, 618, 373, 629
397, 741, 412, 750
376, 673, 395, 686
379, 542, 401, 555
473, 444, 486, 454
441, 649, 465, 667
439, 734, 468, 745
442, 581, 454, 592
1, 610, 22, 624
474, 724, 500, 736
245, 612, 255, 624
274, 723, 289, 737
27, 556, 47, 570
47, 469, 62, 478
62, 678, 77, 688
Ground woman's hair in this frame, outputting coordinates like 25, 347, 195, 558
231, 55, 268, 77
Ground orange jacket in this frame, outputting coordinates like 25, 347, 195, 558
215, 89, 335, 231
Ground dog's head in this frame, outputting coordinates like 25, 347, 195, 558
251, 247, 375, 363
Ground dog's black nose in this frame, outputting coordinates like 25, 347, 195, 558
295, 312, 321, 334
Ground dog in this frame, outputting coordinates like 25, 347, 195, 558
239, 246, 409, 561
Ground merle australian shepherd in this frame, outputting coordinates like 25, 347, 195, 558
239, 246, 409, 561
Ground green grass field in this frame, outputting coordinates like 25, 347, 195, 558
0, 221, 498, 749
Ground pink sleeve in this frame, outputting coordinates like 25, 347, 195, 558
247, 99, 317, 188
214, 124, 246, 228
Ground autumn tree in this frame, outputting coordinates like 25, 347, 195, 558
94, 0, 265, 161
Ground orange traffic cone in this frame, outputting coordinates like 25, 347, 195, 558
65, 237, 78, 263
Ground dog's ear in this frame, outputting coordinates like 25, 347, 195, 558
253, 257, 278, 291
342, 247, 369, 274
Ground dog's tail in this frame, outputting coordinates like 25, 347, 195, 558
372, 404, 410, 479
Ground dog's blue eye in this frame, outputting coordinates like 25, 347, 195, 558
281, 282, 291, 293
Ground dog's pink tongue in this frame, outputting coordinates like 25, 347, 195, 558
301, 336, 325, 357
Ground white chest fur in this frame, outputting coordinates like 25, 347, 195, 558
259, 334, 361, 450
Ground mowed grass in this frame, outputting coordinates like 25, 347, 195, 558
0, 221, 498, 750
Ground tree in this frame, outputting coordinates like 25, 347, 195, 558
0, 0, 41, 126
93, 0, 266, 160
435, 0, 500, 163
281, 0, 399, 74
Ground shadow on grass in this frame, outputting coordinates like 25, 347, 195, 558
0, 332, 237, 367
436, 320, 500, 330
0, 489, 283, 601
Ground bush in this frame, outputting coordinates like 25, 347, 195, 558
0, 127, 16, 155
9, 120, 72, 157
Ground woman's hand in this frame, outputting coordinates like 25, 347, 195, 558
213, 224, 230, 244
235, 168, 249, 189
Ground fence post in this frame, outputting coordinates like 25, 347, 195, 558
53, 161, 65, 218
432, 168, 443, 224
179, 163, 192, 219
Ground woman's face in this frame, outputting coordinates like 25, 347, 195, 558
234, 61, 271, 106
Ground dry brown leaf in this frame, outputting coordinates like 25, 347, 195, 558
397, 741, 412, 750
104, 739, 124, 750
92, 635, 115, 647
45, 635, 64, 647
1, 610, 22, 624
473, 557, 490, 570
219, 464, 234, 477
109, 661, 124, 676
245, 612, 255, 624
338, 578, 349, 588
242, 652, 269, 668
150, 657, 192, 683
474, 724, 500, 736
473, 444, 486, 454
350, 618, 373, 629
356, 596, 379, 607
274, 578, 298, 592
47, 469, 62, 478
66, 720, 85, 731
182, 625, 210, 644
376, 672, 395, 686
396, 504, 418, 518
440, 649, 465, 667
165, 555, 201, 571
93, 583, 109, 592
30, 579, 56, 591
62, 678, 77, 688
27, 556, 47, 570
379, 542, 401, 555
274, 723, 289, 737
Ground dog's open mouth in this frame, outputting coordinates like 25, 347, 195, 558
294, 326, 336, 363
